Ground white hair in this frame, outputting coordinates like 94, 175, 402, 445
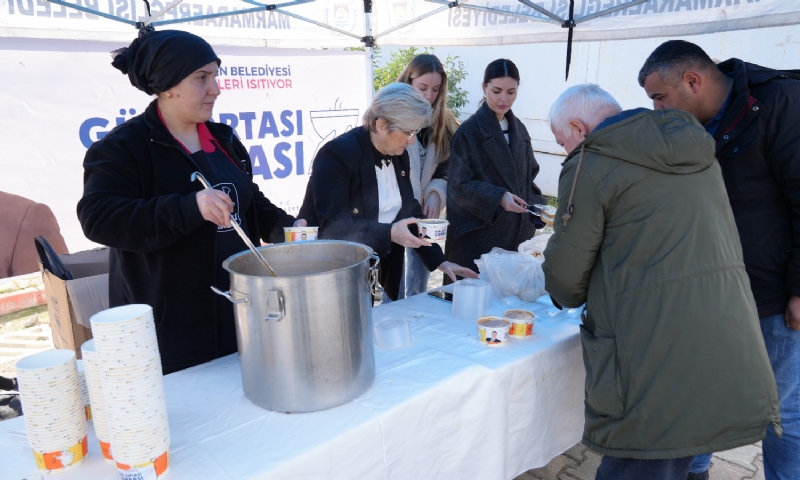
363, 82, 433, 133
548, 84, 622, 136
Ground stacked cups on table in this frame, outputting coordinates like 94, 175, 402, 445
81, 339, 115, 464
373, 316, 412, 349
16, 349, 89, 475
76, 360, 92, 423
451, 279, 492, 320
90, 304, 170, 479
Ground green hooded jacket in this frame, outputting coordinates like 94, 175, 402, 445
543, 109, 780, 459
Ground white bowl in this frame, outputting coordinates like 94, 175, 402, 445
284, 226, 319, 242
476, 317, 511, 346
416, 219, 448, 242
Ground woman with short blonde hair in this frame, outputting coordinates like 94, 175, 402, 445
299, 83, 477, 301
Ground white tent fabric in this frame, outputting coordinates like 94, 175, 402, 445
1, 0, 798, 48
0, 0, 355, 47
377, 0, 800, 46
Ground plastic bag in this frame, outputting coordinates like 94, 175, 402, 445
475, 248, 546, 303
517, 233, 552, 259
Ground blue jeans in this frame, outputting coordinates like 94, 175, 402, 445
690, 314, 800, 479
761, 313, 800, 480
595, 456, 692, 480
380, 247, 431, 304
688, 453, 712, 474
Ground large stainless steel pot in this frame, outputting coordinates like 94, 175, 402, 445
214, 241, 380, 413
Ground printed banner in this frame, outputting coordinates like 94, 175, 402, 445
0, 0, 366, 47
1, 0, 799, 47
0, 37, 368, 251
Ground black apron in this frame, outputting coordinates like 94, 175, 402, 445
191, 148, 253, 357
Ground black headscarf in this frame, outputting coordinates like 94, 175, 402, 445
111, 29, 220, 95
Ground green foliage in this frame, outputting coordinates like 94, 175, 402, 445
442, 54, 468, 118
372, 46, 469, 118
371, 46, 414, 92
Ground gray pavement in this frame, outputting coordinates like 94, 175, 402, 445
428, 264, 766, 480
0, 308, 52, 377
515, 442, 765, 480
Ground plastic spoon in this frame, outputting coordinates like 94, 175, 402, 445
527, 204, 556, 226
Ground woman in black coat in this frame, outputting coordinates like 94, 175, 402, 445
299, 83, 477, 301
446, 59, 546, 274
77, 30, 302, 374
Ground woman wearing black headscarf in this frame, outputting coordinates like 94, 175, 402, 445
77, 30, 303, 374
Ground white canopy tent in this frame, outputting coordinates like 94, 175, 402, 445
3, 0, 799, 46
2, 0, 800, 77
1, 0, 798, 252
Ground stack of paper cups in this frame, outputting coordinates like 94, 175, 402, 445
76, 360, 92, 423
16, 350, 88, 475
452, 279, 489, 320
90, 305, 170, 479
81, 340, 114, 464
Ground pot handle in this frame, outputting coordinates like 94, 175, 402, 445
368, 253, 384, 296
265, 290, 285, 321
211, 286, 251, 305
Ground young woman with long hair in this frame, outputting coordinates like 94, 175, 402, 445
393, 53, 460, 298
445, 58, 546, 277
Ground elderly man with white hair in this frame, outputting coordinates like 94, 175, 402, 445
542, 84, 780, 480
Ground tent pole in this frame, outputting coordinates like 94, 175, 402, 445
564, 0, 575, 81
364, 0, 375, 101
143, 0, 185, 27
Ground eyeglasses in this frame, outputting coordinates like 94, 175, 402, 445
398, 128, 420, 140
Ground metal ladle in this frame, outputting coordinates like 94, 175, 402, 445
191, 172, 277, 276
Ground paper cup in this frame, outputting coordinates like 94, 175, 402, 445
16, 350, 88, 456
16, 349, 76, 374
283, 226, 318, 242
116, 450, 170, 480
416, 219, 448, 243
477, 317, 511, 346
89, 305, 170, 470
76, 361, 92, 422
82, 340, 112, 453
503, 309, 535, 338
99, 440, 114, 464
32, 435, 88, 475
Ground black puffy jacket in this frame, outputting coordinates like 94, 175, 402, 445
77, 100, 294, 373
714, 59, 800, 318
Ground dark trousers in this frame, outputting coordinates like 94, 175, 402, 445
595, 456, 692, 480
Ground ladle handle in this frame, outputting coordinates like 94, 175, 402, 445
191, 171, 277, 276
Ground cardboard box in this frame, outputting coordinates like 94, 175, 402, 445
40, 248, 109, 358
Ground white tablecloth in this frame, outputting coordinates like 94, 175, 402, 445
1, 291, 585, 480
